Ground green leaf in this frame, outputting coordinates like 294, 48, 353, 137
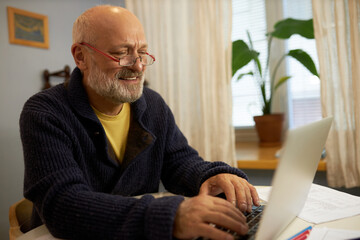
260, 82, 267, 105
270, 18, 314, 39
246, 31, 263, 77
274, 76, 291, 91
254, 57, 262, 77
232, 40, 259, 76
287, 49, 319, 77
236, 71, 254, 81
262, 102, 271, 115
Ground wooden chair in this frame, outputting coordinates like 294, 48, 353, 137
9, 198, 33, 240
43, 65, 71, 90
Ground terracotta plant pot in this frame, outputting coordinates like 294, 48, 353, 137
253, 113, 284, 147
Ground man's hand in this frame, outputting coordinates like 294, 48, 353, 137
173, 195, 248, 240
199, 174, 260, 212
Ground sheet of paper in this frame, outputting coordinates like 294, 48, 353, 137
256, 186, 272, 201
255, 184, 360, 224
298, 184, 360, 224
307, 227, 360, 240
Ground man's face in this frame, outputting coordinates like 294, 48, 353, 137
83, 9, 148, 104
87, 57, 145, 104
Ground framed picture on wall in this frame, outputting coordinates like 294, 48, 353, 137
7, 7, 49, 49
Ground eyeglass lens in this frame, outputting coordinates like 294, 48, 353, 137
120, 55, 153, 66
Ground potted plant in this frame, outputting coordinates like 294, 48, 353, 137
232, 18, 319, 146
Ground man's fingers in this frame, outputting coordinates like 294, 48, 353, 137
233, 180, 252, 212
200, 174, 260, 212
220, 178, 250, 212
235, 181, 261, 210
203, 212, 248, 235
249, 184, 260, 206
199, 181, 210, 195
196, 223, 235, 240
173, 195, 249, 239
226, 179, 260, 212
221, 184, 237, 206
210, 199, 247, 223
197, 221, 247, 240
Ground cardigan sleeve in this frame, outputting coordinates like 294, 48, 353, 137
20, 102, 184, 240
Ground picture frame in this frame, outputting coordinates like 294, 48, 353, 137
7, 6, 49, 49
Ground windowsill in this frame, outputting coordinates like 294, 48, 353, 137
236, 141, 326, 171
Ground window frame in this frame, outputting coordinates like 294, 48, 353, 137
234, 0, 319, 141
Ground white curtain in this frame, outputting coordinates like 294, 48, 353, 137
312, 0, 360, 188
125, 0, 236, 166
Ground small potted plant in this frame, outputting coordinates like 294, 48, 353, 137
232, 18, 319, 146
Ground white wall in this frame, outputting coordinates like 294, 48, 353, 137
0, 0, 124, 238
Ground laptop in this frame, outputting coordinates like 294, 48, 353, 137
224, 117, 333, 240
253, 116, 333, 239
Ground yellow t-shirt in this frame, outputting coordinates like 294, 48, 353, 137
92, 103, 130, 163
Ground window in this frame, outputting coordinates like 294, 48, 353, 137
283, 0, 322, 128
232, 0, 267, 127
232, 0, 321, 129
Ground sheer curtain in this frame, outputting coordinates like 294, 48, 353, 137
312, 0, 360, 188
125, 0, 236, 165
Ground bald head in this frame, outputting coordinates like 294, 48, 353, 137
72, 5, 146, 46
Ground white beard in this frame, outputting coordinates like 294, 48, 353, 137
87, 63, 145, 104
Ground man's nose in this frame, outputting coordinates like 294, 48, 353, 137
127, 57, 144, 72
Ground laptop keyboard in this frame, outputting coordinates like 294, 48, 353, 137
195, 205, 265, 240
236, 205, 265, 240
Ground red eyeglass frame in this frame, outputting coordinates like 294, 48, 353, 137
79, 42, 155, 65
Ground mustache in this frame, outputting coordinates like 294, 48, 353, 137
116, 69, 143, 79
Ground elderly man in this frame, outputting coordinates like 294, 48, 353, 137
20, 5, 259, 240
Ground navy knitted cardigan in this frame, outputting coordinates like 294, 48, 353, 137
19, 67, 248, 240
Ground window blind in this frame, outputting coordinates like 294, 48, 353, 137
283, 0, 322, 128
232, 0, 267, 127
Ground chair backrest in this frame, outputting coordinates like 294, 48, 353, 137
9, 198, 33, 240
42, 65, 71, 90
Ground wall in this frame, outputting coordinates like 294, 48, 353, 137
0, 0, 124, 238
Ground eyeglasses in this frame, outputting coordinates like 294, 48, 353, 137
80, 42, 155, 66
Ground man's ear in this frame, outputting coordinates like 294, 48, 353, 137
71, 43, 88, 71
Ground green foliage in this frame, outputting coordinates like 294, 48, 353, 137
232, 18, 319, 115
271, 18, 314, 39
232, 40, 259, 76
287, 49, 319, 77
